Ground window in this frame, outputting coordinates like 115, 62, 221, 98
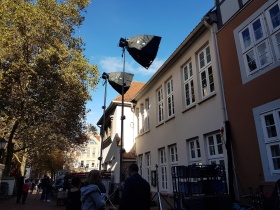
138, 154, 143, 176
81, 148, 86, 156
188, 139, 201, 164
140, 104, 144, 134
235, 1, 280, 82
261, 109, 280, 172
198, 46, 215, 98
157, 88, 164, 123
74, 160, 79, 168
159, 148, 167, 190
239, 16, 272, 75
266, 1, 280, 60
136, 108, 140, 135
92, 148, 96, 157
91, 161, 95, 168
146, 152, 151, 183
206, 133, 225, 165
254, 100, 280, 180
166, 79, 175, 117
169, 145, 178, 164
183, 61, 195, 107
80, 160, 84, 168
145, 98, 150, 131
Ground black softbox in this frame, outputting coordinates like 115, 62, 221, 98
108, 72, 134, 95
119, 35, 161, 69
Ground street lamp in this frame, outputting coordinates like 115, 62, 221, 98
0, 138, 8, 160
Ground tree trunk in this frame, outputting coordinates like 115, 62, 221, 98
3, 120, 19, 177
20, 153, 27, 177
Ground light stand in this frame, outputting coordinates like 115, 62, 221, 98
151, 164, 173, 210
117, 35, 161, 184
119, 44, 126, 184
98, 72, 109, 171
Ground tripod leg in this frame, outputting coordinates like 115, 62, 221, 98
157, 192, 162, 210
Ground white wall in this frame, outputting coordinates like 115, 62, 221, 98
134, 28, 228, 194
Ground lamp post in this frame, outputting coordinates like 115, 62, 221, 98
0, 138, 8, 160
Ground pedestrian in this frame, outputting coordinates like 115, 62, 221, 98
80, 170, 106, 210
46, 177, 53, 202
65, 176, 82, 210
22, 179, 30, 204
119, 163, 151, 210
30, 179, 35, 194
16, 176, 24, 203
40, 175, 50, 201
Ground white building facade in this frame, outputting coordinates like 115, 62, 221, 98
65, 135, 101, 173
132, 14, 229, 195
97, 82, 145, 184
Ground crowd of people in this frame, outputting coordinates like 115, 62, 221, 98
14, 163, 151, 210
63, 164, 151, 210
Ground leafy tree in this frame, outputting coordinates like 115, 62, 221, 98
0, 0, 99, 176
87, 124, 99, 136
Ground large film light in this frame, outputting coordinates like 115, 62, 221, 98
119, 35, 161, 69
108, 72, 134, 95
117, 34, 161, 184
98, 34, 161, 185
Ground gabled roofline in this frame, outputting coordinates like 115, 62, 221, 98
96, 101, 133, 126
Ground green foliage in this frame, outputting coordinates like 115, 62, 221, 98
0, 0, 99, 175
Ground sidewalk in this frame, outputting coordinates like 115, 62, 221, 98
0, 192, 64, 210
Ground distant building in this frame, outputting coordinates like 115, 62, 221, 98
65, 134, 101, 173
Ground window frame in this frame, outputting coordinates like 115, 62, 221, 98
206, 133, 225, 165
166, 79, 175, 118
140, 103, 144, 134
188, 139, 202, 164
234, 0, 280, 83
145, 98, 150, 131
157, 88, 164, 123
169, 144, 178, 164
198, 46, 215, 98
183, 61, 196, 107
145, 152, 151, 184
138, 154, 143, 177
158, 148, 168, 190
136, 107, 140, 135
260, 108, 280, 173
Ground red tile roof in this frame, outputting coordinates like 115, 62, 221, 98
114, 81, 145, 102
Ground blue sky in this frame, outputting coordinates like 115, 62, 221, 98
78, 0, 215, 127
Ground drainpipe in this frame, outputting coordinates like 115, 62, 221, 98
204, 16, 237, 202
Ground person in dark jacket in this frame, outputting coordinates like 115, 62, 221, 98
16, 176, 25, 203
119, 163, 151, 210
66, 176, 82, 210
80, 170, 106, 210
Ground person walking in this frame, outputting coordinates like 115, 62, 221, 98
65, 176, 82, 210
40, 175, 51, 201
16, 176, 24, 203
22, 179, 30, 204
119, 163, 151, 210
80, 170, 106, 210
